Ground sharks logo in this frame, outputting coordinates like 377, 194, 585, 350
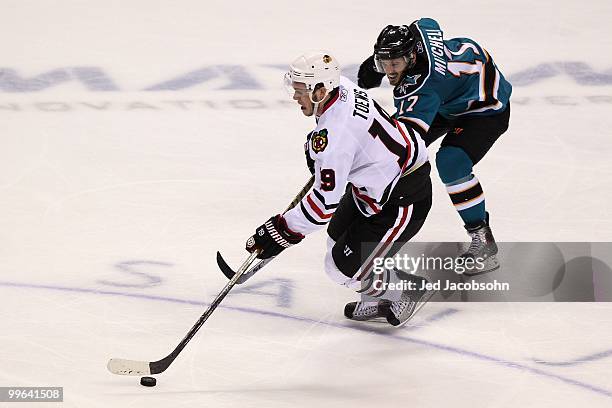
397, 74, 422, 94
404, 74, 422, 85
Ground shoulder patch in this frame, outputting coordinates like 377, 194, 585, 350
403, 74, 422, 86
311, 129, 329, 153
340, 88, 348, 102
394, 73, 424, 98
416, 41, 424, 54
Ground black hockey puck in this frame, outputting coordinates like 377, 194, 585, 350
140, 376, 156, 387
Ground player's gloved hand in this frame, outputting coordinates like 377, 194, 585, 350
357, 55, 385, 89
246, 215, 304, 259
304, 131, 315, 175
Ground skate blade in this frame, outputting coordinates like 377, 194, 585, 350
394, 289, 437, 328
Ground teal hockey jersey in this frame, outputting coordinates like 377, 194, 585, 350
393, 18, 512, 135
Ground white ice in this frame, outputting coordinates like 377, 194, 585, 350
1, 1, 612, 407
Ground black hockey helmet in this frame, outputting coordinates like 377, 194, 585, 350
373, 25, 416, 60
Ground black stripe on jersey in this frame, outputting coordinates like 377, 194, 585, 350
372, 100, 396, 128
449, 182, 483, 205
320, 87, 340, 112
397, 117, 427, 139
468, 52, 498, 111
299, 201, 328, 225
404, 128, 420, 172
313, 189, 339, 210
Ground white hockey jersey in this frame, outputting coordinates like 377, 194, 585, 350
284, 76, 428, 236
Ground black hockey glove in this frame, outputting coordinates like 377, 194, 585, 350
357, 55, 385, 89
246, 215, 304, 259
304, 131, 315, 175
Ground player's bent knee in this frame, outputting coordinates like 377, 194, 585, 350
324, 237, 348, 284
324, 249, 350, 285
436, 146, 473, 184
324, 237, 360, 289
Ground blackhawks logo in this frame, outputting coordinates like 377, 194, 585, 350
311, 129, 329, 153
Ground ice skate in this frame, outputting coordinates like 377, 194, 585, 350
385, 279, 436, 327
344, 300, 390, 321
461, 215, 500, 276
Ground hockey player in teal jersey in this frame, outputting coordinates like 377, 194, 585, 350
358, 18, 512, 274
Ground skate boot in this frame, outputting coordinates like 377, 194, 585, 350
344, 300, 390, 321
461, 214, 500, 276
385, 276, 435, 327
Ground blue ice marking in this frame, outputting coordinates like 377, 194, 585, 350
508, 62, 612, 86
403, 308, 460, 331
2, 61, 610, 93
145, 65, 262, 90
97, 260, 171, 288
0, 67, 119, 92
0, 280, 610, 398
533, 348, 612, 367
232, 278, 293, 308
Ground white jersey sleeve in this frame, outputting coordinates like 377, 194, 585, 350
283, 112, 355, 235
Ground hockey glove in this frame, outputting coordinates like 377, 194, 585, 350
304, 131, 315, 175
357, 55, 385, 89
246, 215, 304, 259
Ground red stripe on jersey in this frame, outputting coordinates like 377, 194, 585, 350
319, 90, 340, 116
397, 117, 428, 137
352, 186, 381, 214
357, 206, 411, 281
307, 194, 333, 219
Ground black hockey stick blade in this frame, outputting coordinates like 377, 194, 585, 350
216, 251, 271, 284
215, 176, 312, 284
216, 251, 237, 280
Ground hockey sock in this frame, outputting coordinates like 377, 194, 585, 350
446, 175, 486, 225
436, 146, 486, 225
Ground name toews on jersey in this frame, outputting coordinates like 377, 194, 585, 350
284, 76, 428, 236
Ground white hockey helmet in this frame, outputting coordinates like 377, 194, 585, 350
284, 51, 340, 101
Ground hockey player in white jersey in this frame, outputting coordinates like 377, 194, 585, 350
245, 51, 433, 327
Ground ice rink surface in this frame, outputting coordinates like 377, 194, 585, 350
2, 1, 612, 406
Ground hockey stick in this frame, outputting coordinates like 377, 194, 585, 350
107, 176, 314, 376
107, 250, 258, 376
217, 251, 271, 283
216, 175, 315, 283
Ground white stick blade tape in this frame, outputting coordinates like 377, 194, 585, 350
107, 358, 151, 376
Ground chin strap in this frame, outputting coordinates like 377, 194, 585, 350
312, 89, 329, 119
312, 102, 320, 119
